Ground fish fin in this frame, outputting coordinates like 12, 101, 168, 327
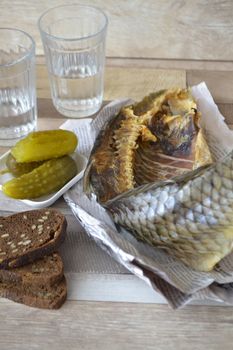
172, 163, 212, 184
105, 161, 214, 208
179, 252, 223, 272
104, 178, 175, 207
194, 129, 213, 169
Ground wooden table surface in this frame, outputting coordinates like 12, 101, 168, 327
1, 1, 233, 350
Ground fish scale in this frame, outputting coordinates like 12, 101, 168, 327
106, 150, 233, 272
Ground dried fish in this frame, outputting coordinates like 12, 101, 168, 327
84, 88, 212, 203
106, 150, 233, 272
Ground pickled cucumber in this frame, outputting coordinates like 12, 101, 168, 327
11, 130, 78, 163
6, 153, 43, 177
2, 156, 77, 199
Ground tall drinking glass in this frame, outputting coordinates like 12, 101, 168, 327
0, 28, 37, 146
38, 4, 108, 118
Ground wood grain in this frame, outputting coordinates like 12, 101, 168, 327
1, 61, 233, 349
104, 57, 233, 72
36, 64, 186, 100
0, 299, 233, 350
104, 67, 186, 100
187, 70, 233, 104
1, 0, 233, 62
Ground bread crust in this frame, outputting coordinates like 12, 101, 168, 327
0, 276, 67, 309
0, 253, 64, 287
0, 209, 67, 269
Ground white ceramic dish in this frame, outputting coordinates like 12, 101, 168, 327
0, 150, 88, 209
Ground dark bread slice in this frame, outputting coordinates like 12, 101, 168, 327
0, 252, 63, 287
0, 209, 67, 269
0, 276, 67, 309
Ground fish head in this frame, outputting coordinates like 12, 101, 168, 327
149, 112, 198, 156
147, 89, 200, 156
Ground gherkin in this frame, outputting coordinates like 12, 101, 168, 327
11, 130, 78, 163
6, 153, 43, 177
2, 156, 77, 199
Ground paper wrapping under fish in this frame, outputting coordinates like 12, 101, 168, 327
84, 88, 212, 203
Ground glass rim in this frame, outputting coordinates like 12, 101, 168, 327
38, 4, 108, 42
0, 27, 35, 68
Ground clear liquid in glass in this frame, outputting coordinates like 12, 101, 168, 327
50, 69, 103, 118
47, 46, 105, 118
0, 87, 36, 146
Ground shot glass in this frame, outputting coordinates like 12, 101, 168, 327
0, 28, 37, 146
38, 4, 108, 118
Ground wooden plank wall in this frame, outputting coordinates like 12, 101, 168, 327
0, 0, 232, 63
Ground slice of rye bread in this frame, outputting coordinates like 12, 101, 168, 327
0, 252, 64, 287
0, 209, 67, 269
0, 276, 67, 309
